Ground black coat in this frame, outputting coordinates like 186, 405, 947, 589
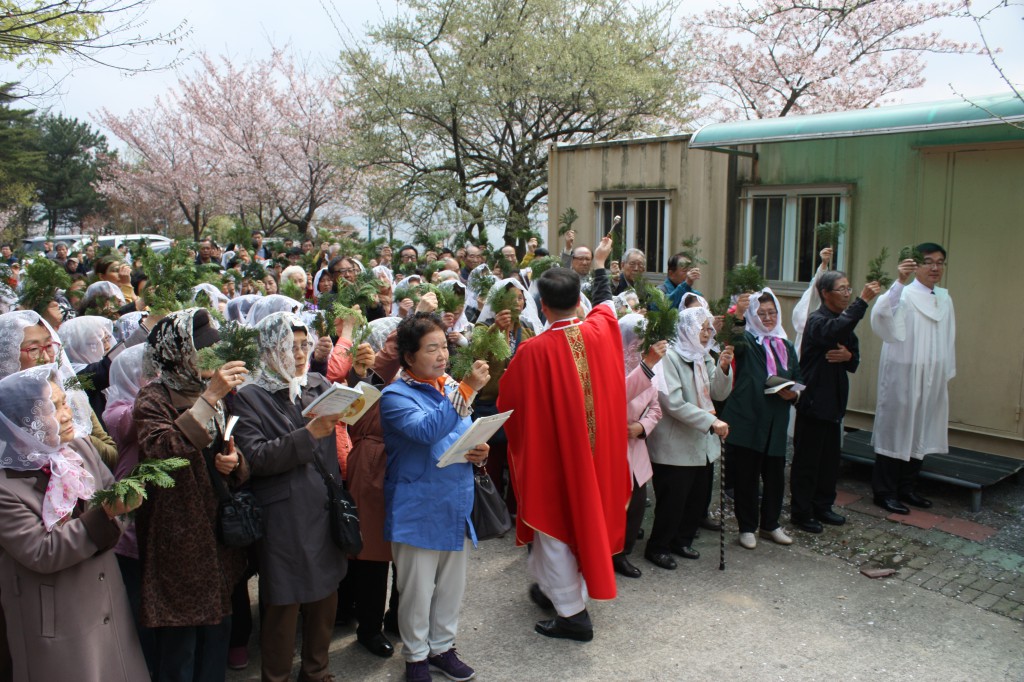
797, 299, 866, 423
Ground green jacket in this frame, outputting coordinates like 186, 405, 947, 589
721, 330, 802, 457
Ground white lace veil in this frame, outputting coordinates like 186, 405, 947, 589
252, 311, 309, 403
477, 277, 542, 333
0, 364, 97, 530
80, 280, 126, 313
0, 310, 93, 438
619, 313, 645, 374
245, 294, 302, 326
226, 294, 261, 324
192, 282, 230, 312
438, 279, 471, 332
59, 315, 115, 371
113, 310, 147, 343
672, 306, 715, 362
103, 344, 154, 411
366, 316, 402, 354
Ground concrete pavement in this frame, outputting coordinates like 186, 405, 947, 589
226, 462, 1024, 681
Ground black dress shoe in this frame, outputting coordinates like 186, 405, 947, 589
612, 555, 642, 578
793, 517, 824, 533
900, 492, 933, 509
644, 551, 677, 570
535, 617, 594, 642
670, 545, 700, 560
529, 583, 555, 611
357, 632, 394, 658
874, 496, 910, 515
699, 517, 723, 532
816, 510, 846, 526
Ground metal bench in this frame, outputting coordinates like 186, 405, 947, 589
840, 430, 1024, 512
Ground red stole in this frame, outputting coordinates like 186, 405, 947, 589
498, 305, 630, 600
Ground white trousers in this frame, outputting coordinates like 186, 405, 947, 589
392, 539, 469, 663
528, 532, 588, 617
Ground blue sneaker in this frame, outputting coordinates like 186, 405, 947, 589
428, 648, 476, 681
405, 659, 431, 682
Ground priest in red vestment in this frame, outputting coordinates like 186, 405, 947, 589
499, 235, 630, 642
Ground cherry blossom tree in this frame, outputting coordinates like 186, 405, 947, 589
98, 94, 231, 240
685, 0, 979, 122
98, 50, 359, 240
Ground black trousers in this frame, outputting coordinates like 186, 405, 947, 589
728, 443, 785, 533
338, 558, 391, 639
790, 414, 842, 520
647, 463, 708, 554
872, 455, 924, 499
617, 475, 647, 556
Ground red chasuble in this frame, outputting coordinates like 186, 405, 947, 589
498, 304, 630, 601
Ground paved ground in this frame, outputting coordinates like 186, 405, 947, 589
227, 460, 1024, 681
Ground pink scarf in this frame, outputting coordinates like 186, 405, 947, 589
42, 446, 96, 531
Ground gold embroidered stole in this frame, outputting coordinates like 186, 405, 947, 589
563, 324, 596, 452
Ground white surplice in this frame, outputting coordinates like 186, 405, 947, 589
869, 279, 956, 461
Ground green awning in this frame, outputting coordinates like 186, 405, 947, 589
689, 93, 1024, 148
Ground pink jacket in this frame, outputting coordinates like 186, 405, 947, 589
625, 364, 661, 486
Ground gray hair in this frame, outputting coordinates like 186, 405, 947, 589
622, 248, 645, 264
815, 270, 848, 297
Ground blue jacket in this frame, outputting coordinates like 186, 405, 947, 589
659, 278, 701, 309
380, 376, 477, 551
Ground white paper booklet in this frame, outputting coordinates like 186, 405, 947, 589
302, 382, 380, 421
436, 410, 514, 468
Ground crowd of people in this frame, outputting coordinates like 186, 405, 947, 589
0, 227, 954, 682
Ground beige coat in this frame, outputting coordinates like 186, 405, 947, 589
647, 350, 733, 467
0, 438, 148, 682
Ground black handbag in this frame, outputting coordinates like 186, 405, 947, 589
203, 444, 263, 549
471, 469, 512, 540
312, 452, 364, 555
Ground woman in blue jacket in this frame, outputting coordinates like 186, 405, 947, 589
379, 312, 490, 682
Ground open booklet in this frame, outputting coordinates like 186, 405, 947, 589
301, 381, 382, 425
764, 375, 807, 395
436, 410, 514, 468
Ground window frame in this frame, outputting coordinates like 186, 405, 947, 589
739, 184, 853, 288
594, 192, 672, 273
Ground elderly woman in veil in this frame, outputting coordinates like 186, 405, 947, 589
133, 307, 250, 681
0, 310, 118, 467
231, 311, 351, 682
645, 307, 733, 569
0, 364, 148, 681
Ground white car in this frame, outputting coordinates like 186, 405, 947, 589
74, 234, 173, 254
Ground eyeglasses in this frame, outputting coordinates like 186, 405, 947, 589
20, 341, 61, 361
335, 268, 354, 275
572, 255, 592, 262
831, 286, 853, 294
922, 259, 946, 268
756, 310, 778, 319
292, 342, 312, 353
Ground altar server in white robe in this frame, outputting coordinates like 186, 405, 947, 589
869, 243, 955, 515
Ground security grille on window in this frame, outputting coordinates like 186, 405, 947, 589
742, 187, 850, 283
599, 197, 668, 272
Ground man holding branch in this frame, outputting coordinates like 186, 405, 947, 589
499, 235, 630, 643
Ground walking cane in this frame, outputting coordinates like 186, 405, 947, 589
719, 440, 726, 571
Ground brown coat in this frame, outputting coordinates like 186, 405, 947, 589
134, 382, 249, 628
0, 438, 149, 682
345, 331, 402, 563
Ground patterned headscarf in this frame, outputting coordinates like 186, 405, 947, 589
143, 308, 210, 395
0, 365, 96, 530
252, 311, 309, 403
